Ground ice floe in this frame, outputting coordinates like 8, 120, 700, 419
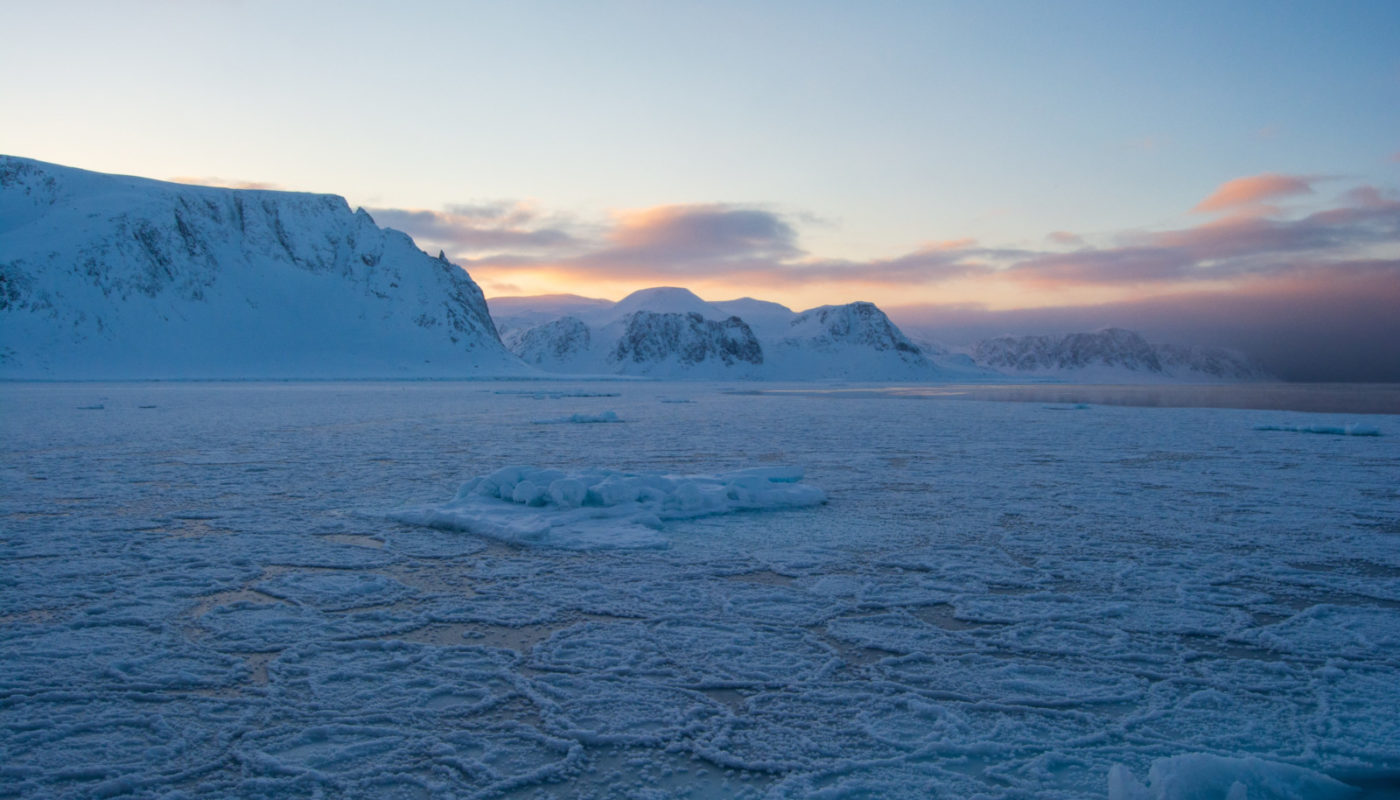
1255, 423, 1381, 436
391, 465, 827, 549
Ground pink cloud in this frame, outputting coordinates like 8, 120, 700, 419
888, 262, 1400, 382
169, 176, 284, 191
1046, 231, 1084, 247
601, 204, 802, 265
392, 177, 1398, 300
996, 186, 1399, 289
1192, 173, 1315, 214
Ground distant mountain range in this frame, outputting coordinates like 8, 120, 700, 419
1, 156, 1269, 383
493, 287, 989, 380
493, 289, 1269, 382
0, 156, 522, 379
971, 328, 1269, 383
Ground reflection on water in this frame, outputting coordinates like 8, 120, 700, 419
763, 383, 1400, 415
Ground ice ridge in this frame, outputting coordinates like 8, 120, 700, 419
390, 465, 827, 549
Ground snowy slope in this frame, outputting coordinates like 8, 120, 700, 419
490, 293, 614, 330
972, 328, 1270, 383
711, 297, 800, 338
597, 286, 717, 325
763, 302, 939, 380
0, 156, 527, 379
494, 288, 946, 380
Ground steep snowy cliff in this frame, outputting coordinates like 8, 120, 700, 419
0, 156, 524, 378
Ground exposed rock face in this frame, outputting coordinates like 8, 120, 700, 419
611, 311, 763, 370
0, 156, 522, 378
1156, 344, 1270, 381
783, 302, 924, 356
502, 315, 592, 367
974, 328, 1162, 373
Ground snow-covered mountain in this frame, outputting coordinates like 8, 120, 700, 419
972, 328, 1270, 382
494, 287, 946, 380
0, 156, 526, 379
764, 302, 932, 380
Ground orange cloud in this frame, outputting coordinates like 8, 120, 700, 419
392, 175, 1400, 316
1192, 173, 1315, 214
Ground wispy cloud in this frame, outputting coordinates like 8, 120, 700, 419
587, 204, 804, 268
367, 204, 581, 253
370, 173, 1398, 302
1000, 185, 1399, 289
170, 176, 285, 191
1191, 173, 1317, 214
1046, 231, 1085, 247
461, 211, 1002, 288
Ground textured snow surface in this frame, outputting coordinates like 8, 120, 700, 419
3, 381, 1398, 799
391, 465, 826, 549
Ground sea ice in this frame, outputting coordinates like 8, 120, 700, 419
4, 381, 1397, 799
254, 571, 416, 611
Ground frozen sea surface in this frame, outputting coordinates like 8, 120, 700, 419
2, 381, 1398, 799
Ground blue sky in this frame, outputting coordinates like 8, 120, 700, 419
3, 1, 1399, 376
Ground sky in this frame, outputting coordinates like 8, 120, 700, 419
3, 1, 1399, 379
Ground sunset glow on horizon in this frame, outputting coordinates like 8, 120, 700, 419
3, 0, 1397, 376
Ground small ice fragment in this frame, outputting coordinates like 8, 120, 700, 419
1107, 753, 1358, 800
1254, 423, 1380, 436
389, 465, 827, 549
532, 411, 623, 424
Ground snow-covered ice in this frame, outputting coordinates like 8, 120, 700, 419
2, 380, 1398, 799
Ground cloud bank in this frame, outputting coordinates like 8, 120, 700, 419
373, 173, 1399, 381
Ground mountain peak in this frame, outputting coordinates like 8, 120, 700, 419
609, 286, 713, 320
